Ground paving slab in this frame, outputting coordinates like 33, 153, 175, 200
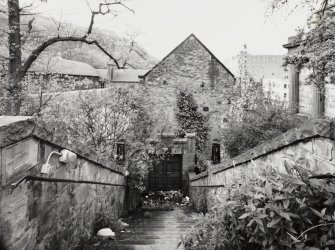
117, 206, 198, 250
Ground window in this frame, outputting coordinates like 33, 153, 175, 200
163, 80, 167, 85
284, 93, 287, 98
212, 143, 220, 164
203, 106, 209, 111
284, 84, 287, 89
100, 81, 105, 88
116, 141, 125, 164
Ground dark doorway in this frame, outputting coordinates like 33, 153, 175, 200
148, 155, 182, 191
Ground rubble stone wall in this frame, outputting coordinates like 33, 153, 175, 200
189, 119, 335, 211
0, 118, 133, 250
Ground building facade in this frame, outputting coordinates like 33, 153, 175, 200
243, 54, 288, 82
139, 34, 235, 190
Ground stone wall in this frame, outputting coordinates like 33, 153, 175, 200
189, 119, 335, 211
143, 34, 235, 159
0, 117, 136, 250
144, 34, 234, 90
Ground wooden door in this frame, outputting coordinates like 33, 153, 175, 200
148, 155, 182, 191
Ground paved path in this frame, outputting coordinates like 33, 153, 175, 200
117, 206, 198, 250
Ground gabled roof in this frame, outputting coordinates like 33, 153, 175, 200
30, 55, 99, 77
142, 33, 235, 79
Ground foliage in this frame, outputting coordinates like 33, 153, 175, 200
223, 98, 303, 158
267, 0, 332, 17
142, 190, 190, 211
1, 0, 147, 115
38, 87, 154, 190
191, 187, 208, 214
76, 210, 127, 250
176, 89, 210, 153
283, 8, 335, 90
126, 142, 153, 191
184, 160, 335, 250
222, 46, 303, 158
194, 153, 210, 174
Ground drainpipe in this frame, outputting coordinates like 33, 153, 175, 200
107, 63, 114, 82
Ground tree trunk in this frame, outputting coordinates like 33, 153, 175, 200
6, 0, 23, 115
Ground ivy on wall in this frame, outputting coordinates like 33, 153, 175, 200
176, 89, 209, 152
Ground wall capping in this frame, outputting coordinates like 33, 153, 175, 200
0, 117, 125, 175
189, 170, 208, 182
189, 119, 333, 182
211, 119, 333, 175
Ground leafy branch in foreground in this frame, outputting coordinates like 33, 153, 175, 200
184, 159, 335, 249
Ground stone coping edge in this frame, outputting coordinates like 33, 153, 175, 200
189, 119, 333, 182
189, 171, 209, 182
0, 118, 126, 175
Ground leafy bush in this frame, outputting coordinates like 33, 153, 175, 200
184, 160, 335, 249
223, 102, 303, 158
142, 190, 189, 211
223, 46, 304, 159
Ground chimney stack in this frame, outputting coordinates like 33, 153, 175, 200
107, 63, 114, 82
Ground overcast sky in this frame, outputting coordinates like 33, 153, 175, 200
35, 0, 310, 72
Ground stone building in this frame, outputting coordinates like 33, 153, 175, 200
42, 34, 236, 192
97, 67, 149, 86
29, 53, 102, 90
243, 54, 288, 83
139, 34, 235, 191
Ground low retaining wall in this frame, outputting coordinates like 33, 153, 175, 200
0, 117, 137, 250
189, 119, 335, 211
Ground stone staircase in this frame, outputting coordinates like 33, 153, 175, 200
117, 206, 197, 250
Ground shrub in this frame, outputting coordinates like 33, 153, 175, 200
184, 160, 335, 249
142, 190, 187, 211
223, 99, 304, 158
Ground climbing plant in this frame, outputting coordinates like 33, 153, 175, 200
283, 8, 335, 89
176, 89, 209, 153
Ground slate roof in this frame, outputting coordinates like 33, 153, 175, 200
97, 68, 149, 82
142, 33, 235, 79
30, 55, 99, 77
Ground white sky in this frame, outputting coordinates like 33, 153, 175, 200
33, 0, 311, 72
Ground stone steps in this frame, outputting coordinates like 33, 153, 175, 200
116, 207, 197, 250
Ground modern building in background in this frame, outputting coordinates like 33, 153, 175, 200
241, 53, 290, 103
245, 54, 288, 82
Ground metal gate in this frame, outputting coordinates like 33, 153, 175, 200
148, 155, 182, 191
